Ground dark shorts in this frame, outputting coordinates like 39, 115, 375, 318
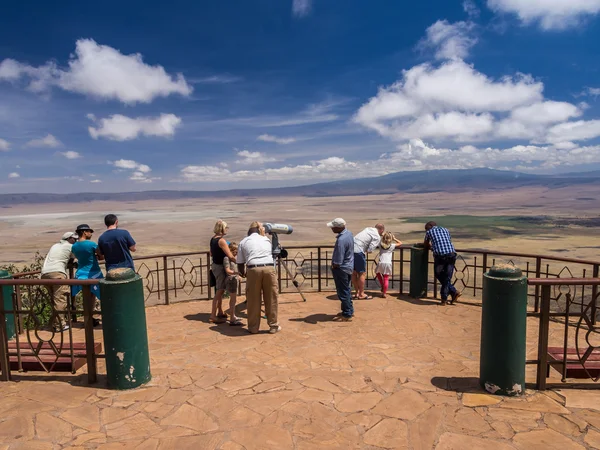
226, 275, 238, 294
353, 252, 367, 273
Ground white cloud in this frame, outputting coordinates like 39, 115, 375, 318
0, 39, 192, 104
88, 113, 182, 141
90, 179, 102, 183
178, 139, 600, 183
111, 159, 156, 183
257, 134, 297, 144
235, 150, 277, 166
487, 0, 600, 30
354, 60, 544, 141
463, 0, 480, 18
510, 101, 582, 125
582, 87, 600, 97
546, 120, 600, 143
0, 138, 10, 151
58, 151, 81, 159
8, 172, 20, 178
24, 134, 62, 148
293, 0, 312, 17
419, 20, 478, 61
190, 75, 242, 84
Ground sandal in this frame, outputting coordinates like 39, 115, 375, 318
217, 313, 228, 319
209, 317, 226, 324
229, 319, 243, 326
357, 295, 373, 300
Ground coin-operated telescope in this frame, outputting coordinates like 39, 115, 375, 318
262, 223, 306, 302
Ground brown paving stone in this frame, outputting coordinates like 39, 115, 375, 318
585, 429, 600, 449
35, 412, 73, 444
115, 386, 168, 403
160, 404, 218, 432
363, 418, 409, 449
490, 421, 515, 439
0, 415, 34, 442
135, 438, 160, 450
60, 404, 101, 432
574, 409, 600, 429
372, 389, 431, 420
67, 431, 107, 446
300, 376, 343, 393
296, 388, 334, 404
230, 424, 294, 450
513, 428, 585, 449
487, 408, 541, 432
500, 393, 570, 414
462, 393, 502, 407
105, 413, 162, 440
100, 406, 138, 425
9, 442, 54, 450
544, 413, 581, 437
445, 407, 492, 435
435, 432, 515, 450
409, 405, 444, 450
334, 392, 383, 413
558, 390, 600, 411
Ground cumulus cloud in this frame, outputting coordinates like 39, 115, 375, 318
24, 134, 62, 148
487, 0, 600, 30
58, 151, 81, 159
90, 179, 102, 183
111, 159, 156, 183
181, 156, 356, 182
353, 59, 545, 141
235, 150, 277, 166
419, 20, 478, 61
8, 172, 20, 178
0, 138, 9, 151
546, 120, 600, 143
178, 139, 600, 183
88, 113, 182, 141
0, 39, 192, 104
292, 0, 312, 17
463, 0, 480, 18
257, 134, 297, 145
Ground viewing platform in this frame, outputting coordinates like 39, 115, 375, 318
0, 246, 599, 448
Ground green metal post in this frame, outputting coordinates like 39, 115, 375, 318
0, 270, 15, 340
99, 268, 151, 390
480, 265, 527, 396
409, 244, 428, 298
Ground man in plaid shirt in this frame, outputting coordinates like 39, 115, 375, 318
424, 221, 461, 305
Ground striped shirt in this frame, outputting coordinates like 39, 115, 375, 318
425, 226, 455, 256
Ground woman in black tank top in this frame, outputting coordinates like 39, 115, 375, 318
209, 220, 236, 324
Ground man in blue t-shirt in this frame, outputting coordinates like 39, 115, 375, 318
97, 214, 137, 272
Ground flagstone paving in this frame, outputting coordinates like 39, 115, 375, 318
1, 292, 600, 449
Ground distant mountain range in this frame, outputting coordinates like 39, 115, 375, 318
1, 168, 599, 206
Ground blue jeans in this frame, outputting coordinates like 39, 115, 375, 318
434, 254, 458, 301
332, 267, 353, 317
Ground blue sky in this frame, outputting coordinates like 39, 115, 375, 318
1, 0, 600, 193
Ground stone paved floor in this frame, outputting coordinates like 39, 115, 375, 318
2, 292, 600, 449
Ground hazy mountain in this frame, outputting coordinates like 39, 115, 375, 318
1, 168, 599, 206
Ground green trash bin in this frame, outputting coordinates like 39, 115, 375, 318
0, 270, 16, 340
480, 264, 528, 396
409, 244, 429, 298
99, 268, 151, 390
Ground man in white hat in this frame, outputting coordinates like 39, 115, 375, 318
41, 231, 78, 313
327, 218, 355, 321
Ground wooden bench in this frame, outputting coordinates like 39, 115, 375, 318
1, 341, 102, 372
547, 346, 600, 378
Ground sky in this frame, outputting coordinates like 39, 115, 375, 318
1, 0, 600, 193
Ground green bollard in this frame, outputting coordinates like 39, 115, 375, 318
0, 270, 16, 340
480, 264, 528, 396
99, 268, 151, 389
409, 244, 429, 298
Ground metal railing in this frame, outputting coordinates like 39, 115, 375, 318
0, 278, 100, 383
528, 278, 600, 390
2, 245, 599, 384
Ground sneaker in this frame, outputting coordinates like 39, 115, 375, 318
54, 323, 70, 332
450, 291, 462, 305
440, 299, 447, 306
333, 315, 353, 322
269, 325, 282, 334
92, 318, 101, 327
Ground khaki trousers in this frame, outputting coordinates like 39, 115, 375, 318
41, 272, 69, 312
246, 266, 279, 333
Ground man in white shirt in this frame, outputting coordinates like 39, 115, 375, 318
352, 224, 385, 300
237, 221, 280, 334
41, 232, 78, 312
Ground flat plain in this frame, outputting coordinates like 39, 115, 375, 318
1, 184, 600, 266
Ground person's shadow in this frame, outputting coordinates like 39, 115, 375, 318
289, 313, 338, 324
